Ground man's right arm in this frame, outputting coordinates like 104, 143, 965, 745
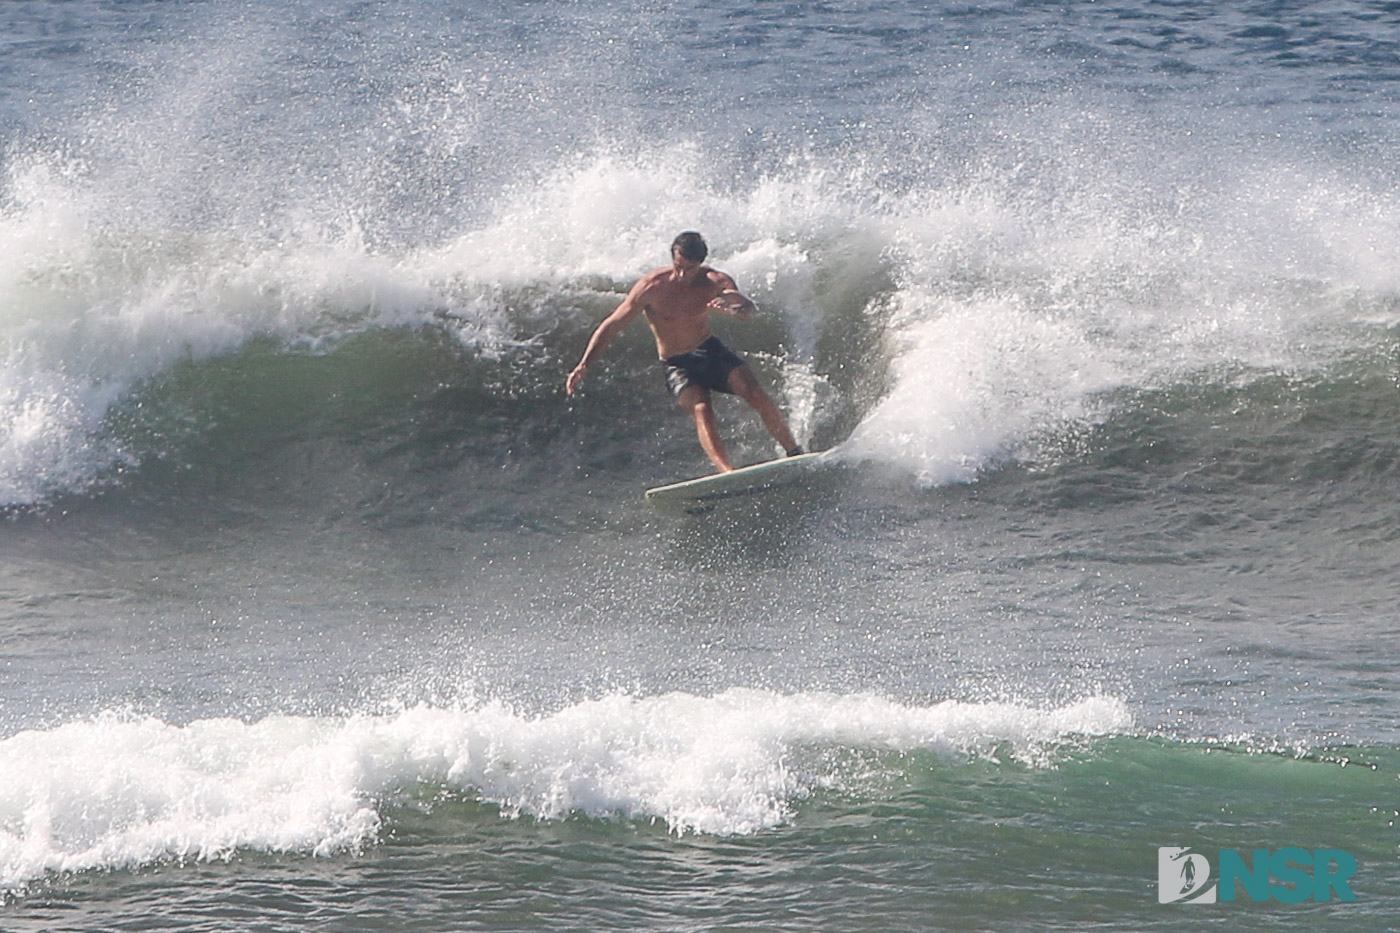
566, 281, 648, 395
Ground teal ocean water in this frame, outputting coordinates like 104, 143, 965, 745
3, 1, 1399, 929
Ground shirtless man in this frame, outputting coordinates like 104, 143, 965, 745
566, 231, 802, 473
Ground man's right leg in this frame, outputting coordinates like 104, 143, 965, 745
677, 385, 733, 472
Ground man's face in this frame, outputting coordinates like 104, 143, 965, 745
671, 248, 701, 271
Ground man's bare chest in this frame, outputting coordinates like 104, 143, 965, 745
644, 281, 714, 319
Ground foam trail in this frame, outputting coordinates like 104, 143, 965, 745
0, 690, 1131, 892
841, 298, 1123, 484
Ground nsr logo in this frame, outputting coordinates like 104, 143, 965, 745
1158, 846, 1357, 904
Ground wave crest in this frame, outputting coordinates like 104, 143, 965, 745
0, 690, 1130, 892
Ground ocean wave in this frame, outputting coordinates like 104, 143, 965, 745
0, 690, 1131, 893
7, 127, 1400, 506
0, 154, 451, 506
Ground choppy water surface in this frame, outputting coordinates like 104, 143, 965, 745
3, 1, 1399, 929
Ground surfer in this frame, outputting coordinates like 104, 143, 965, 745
566, 231, 802, 473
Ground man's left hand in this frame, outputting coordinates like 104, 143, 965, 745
708, 291, 756, 319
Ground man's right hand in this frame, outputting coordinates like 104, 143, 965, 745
566, 364, 586, 395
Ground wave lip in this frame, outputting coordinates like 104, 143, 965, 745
0, 690, 1130, 893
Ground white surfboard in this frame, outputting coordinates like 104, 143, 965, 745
645, 452, 824, 513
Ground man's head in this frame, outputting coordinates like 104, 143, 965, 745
671, 231, 708, 264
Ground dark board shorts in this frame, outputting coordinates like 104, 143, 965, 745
661, 336, 746, 397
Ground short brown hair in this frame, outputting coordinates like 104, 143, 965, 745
671, 231, 708, 262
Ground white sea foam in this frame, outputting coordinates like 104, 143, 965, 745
0, 690, 1131, 892
421, 147, 875, 294
0, 153, 445, 505
829, 141, 1400, 484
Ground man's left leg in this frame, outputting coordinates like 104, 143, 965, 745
726, 364, 801, 455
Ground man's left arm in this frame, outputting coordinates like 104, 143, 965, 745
706, 272, 756, 320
